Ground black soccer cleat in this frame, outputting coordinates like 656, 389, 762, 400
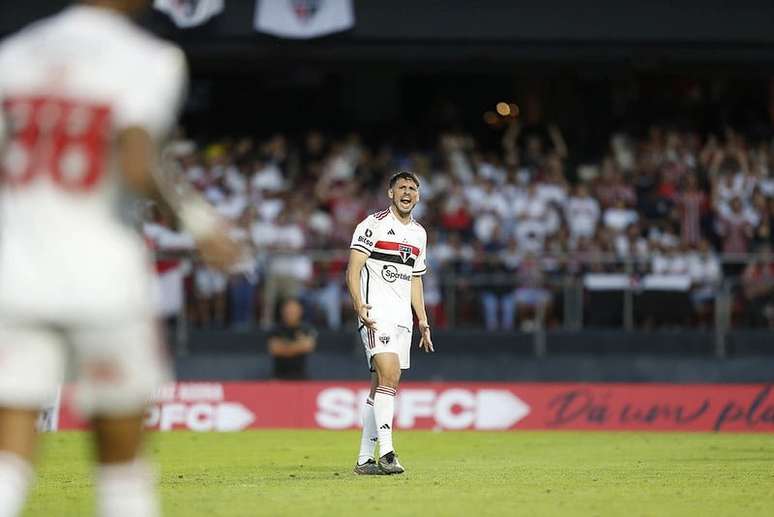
378, 451, 405, 475
353, 458, 383, 475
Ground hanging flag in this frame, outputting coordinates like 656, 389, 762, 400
254, 0, 354, 39
154, 0, 225, 29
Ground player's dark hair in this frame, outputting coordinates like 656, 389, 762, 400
388, 171, 420, 189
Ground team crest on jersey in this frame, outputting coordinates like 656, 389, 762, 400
291, 0, 321, 23
154, 0, 224, 28
399, 244, 412, 263
379, 334, 390, 345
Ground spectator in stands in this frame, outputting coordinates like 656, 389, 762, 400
309, 259, 345, 329
228, 207, 259, 331
261, 209, 312, 327
268, 298, 318, 380
159, 116, 774, 329
688, 239, 722, 321
477, 243, 517, 331
676, 173, 708, 246
741, 244, 774, 327
514, 251, 551, 330
604, 198, 639, 235
565, 183, 600, 242
717, 197, 755, 255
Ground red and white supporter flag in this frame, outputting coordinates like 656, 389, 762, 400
154, 0, 224, 28
254, 0, 354, 39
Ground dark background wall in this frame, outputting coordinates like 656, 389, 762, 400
4, 1, 774, 63
3, 2, 771, 151
177, 329, 774, 382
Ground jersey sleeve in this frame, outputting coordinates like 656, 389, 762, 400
413, 230, 428, 276
350, 217, 376, 256
114, 45, 188, 140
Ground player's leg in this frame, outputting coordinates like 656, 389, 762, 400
91, 413, 157, 517
354, 372, 381, 474
71, 319, 170, 517
0, 324, 64, 517
0, 409, 37, 517
371, 351, 403, 473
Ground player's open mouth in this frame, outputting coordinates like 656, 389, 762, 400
400, 198, 412, 207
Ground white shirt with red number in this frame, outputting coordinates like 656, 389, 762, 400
350, 207, 427, 329
0, 5, 186, 322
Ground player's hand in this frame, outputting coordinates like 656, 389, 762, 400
196, 230, 241, 272
357, 304, 377, 331
418, 320, 434, 353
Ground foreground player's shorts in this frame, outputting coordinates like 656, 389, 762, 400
359, 320, 411, 372
0, 317, 170, 416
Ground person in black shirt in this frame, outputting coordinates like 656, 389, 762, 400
268, 298, 317, 379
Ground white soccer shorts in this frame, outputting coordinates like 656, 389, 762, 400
360, 321, 412, 372
0, 317, 170, 416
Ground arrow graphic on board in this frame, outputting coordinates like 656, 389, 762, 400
215, 403, 255, 431
475, 390, 531, 429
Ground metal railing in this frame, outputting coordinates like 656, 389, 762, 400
155, 249, 772, 358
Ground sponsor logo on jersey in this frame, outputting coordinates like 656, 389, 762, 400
365, 229, 373, 237
388, 229, 395, 235
399, 244, 412, 263
381, 264, 411, 283
379, 334, 390, 344
357, 235, 374, 247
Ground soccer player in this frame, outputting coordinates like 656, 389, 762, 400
0, 2, 239, 516
346, 171, 434, 475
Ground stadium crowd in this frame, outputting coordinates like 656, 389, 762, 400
144, 121, 774, 331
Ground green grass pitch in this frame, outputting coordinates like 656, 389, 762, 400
24, 430, 774, 516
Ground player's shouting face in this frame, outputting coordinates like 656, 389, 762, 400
388, 176, 420, 217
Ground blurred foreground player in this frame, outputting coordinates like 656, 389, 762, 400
346, 172, 434, 475
0, 1, 239, 516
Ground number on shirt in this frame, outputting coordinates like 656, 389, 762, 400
1, 96, 111, 191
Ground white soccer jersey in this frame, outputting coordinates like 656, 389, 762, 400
350, 207, 427, 329
0, 5, 186, 323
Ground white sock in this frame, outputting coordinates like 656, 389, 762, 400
357, 397, 378, 465
96, 459, 159, 517
373, 386, 397, 456
0, 452, 33, 517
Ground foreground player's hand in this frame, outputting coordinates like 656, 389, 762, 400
196, 230, 242, 272
418, 320, 434, 352
358, 304, 377, 330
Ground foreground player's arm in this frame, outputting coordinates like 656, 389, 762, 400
116, 46, 239, 271
411, 276, 434, 352
117, 127, 239, 271
346, 249, 376, 330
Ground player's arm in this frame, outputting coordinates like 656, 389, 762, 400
411, 276, 434, 352
117, 127, 239, 271
346, 249, 376, 330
